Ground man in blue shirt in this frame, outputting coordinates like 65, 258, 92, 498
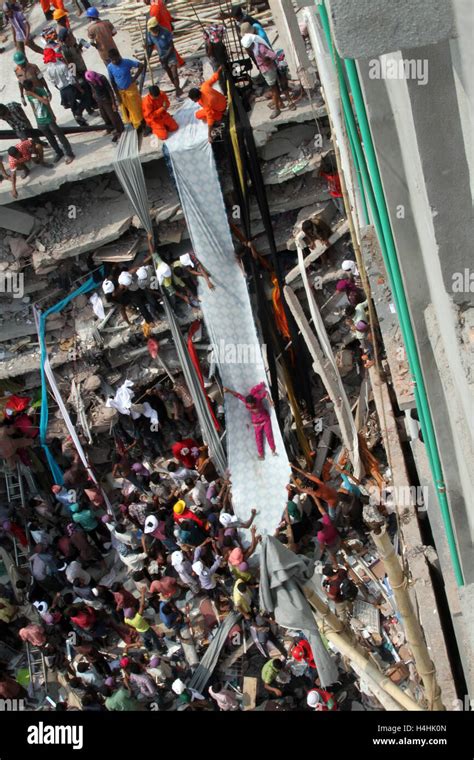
146, 17, 182, 97
107, 48, 144, 129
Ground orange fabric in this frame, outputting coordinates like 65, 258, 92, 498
142, 92, 170, 125
149, 0, 173, 31
196, 71, 227, 126
271, 273, 291, 339
40, 0, 65, 11
142, 94, 177, 139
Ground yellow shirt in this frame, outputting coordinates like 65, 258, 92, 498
124, 612, 150, 633
0, 597, 16, 623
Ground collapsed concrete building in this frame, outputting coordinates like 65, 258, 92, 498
0, 0, 472, 713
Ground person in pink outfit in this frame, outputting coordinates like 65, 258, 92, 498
224, 382, 277, 460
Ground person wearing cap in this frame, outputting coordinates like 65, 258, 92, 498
142, 84, 179, 141
13, 51, 51, 107
4, 2, 44, 56
86, 7, 118, 64
173, 252, 215, 292
341, 259, 359, 279
152, 253, 191, 306
146, 18, 182, 98
306, 686, 338, 711
23, 78, 75, 164
102, 274, 160, 326
192, 537, 223, 593
38, 0, 65, 22
172, 500, 206, 530
54, 9, 91, 85
171, 550, 200, 594
107, 48, 144, 130
188, 68, 227, 143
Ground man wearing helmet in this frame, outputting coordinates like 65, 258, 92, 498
86, 7, 118, 64
13, 50, 52, 107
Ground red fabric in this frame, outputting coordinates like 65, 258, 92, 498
292, 639, 316, 668
172, 508, 205, 529
147, 338, 159, 359
4, 394, 30, 415
320, 172, 342, 198
71, 607, 96, 630
171, 438, 198, 468
13, 413, 38, 438
8, 522, 28, 547
150, 0, 173, 31
187, 320, 220, 431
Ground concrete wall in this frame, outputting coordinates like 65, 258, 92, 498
325, 0, 474, 687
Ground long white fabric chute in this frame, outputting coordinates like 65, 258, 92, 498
165, 101, 291, 536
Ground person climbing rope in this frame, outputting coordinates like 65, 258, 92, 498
223, 382, 277, 460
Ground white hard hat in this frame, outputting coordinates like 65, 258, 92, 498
118, 271, 133, 287
102, 279, 115, 294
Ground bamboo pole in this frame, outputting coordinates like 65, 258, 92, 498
370, 525, 444, 710
302, 585, 424, 711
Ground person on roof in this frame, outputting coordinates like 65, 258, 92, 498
142, 85, 178, 141
86, 7, 118, 64
146, 18, 182, 98
188, 68, 227, 143
224, 382, 276, 460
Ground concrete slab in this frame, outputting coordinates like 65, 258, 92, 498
0, 205, 36, 235
251, 97, 326, 148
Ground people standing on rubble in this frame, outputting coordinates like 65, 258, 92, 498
43, 48, 90, 127
86, 7, 118, 65
13, 50, 52, 107
188, 68, 227, 143
4, 2, 44, 57
231, 4, 272, 47
0, 102, 34, 140
224, 382, 277, 460
240, 32, 295, 119
23, 79, 75, 164
146, 18, 183, 98
107, 49, 144, 131
141, 85, 179, 141
85, 71, 124, 142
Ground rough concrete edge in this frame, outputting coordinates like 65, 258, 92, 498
369, 368, 458, 709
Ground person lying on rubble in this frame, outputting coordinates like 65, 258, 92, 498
188, 68, 227, 143
85, 71, 124, 143
2, 137, 53, 199
146, 18, 183, 98
224, 382, 277, 460
241, 33, 295, 119
141, 85, 179, 141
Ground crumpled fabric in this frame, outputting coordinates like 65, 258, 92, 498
106, 380, 135, 416
259, 536, 339, 688
89, 292, 106, 320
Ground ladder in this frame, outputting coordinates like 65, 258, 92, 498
1, 463, 48, 706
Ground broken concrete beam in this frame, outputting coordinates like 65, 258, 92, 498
0, 205, 35, 235
251, 99, 327, 149
312, 427, 335, 476
5, 236, 33, 260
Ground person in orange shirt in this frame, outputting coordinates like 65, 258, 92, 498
142, 85, 178, 140
188, 67, 227, 143
147, 0, 185, 66
39, 0, 65, 22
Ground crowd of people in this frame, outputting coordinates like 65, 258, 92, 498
0, 320, 393, 712
0, 0, 298, 197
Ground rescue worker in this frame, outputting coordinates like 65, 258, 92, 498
188, 67, 227, 143
141, 85, 178, 141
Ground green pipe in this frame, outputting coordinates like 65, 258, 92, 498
318, 2, 464, 585
347, 123, 370, 226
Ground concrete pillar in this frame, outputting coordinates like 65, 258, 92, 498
303, 2, 366, 229
268, 0, 317, 89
